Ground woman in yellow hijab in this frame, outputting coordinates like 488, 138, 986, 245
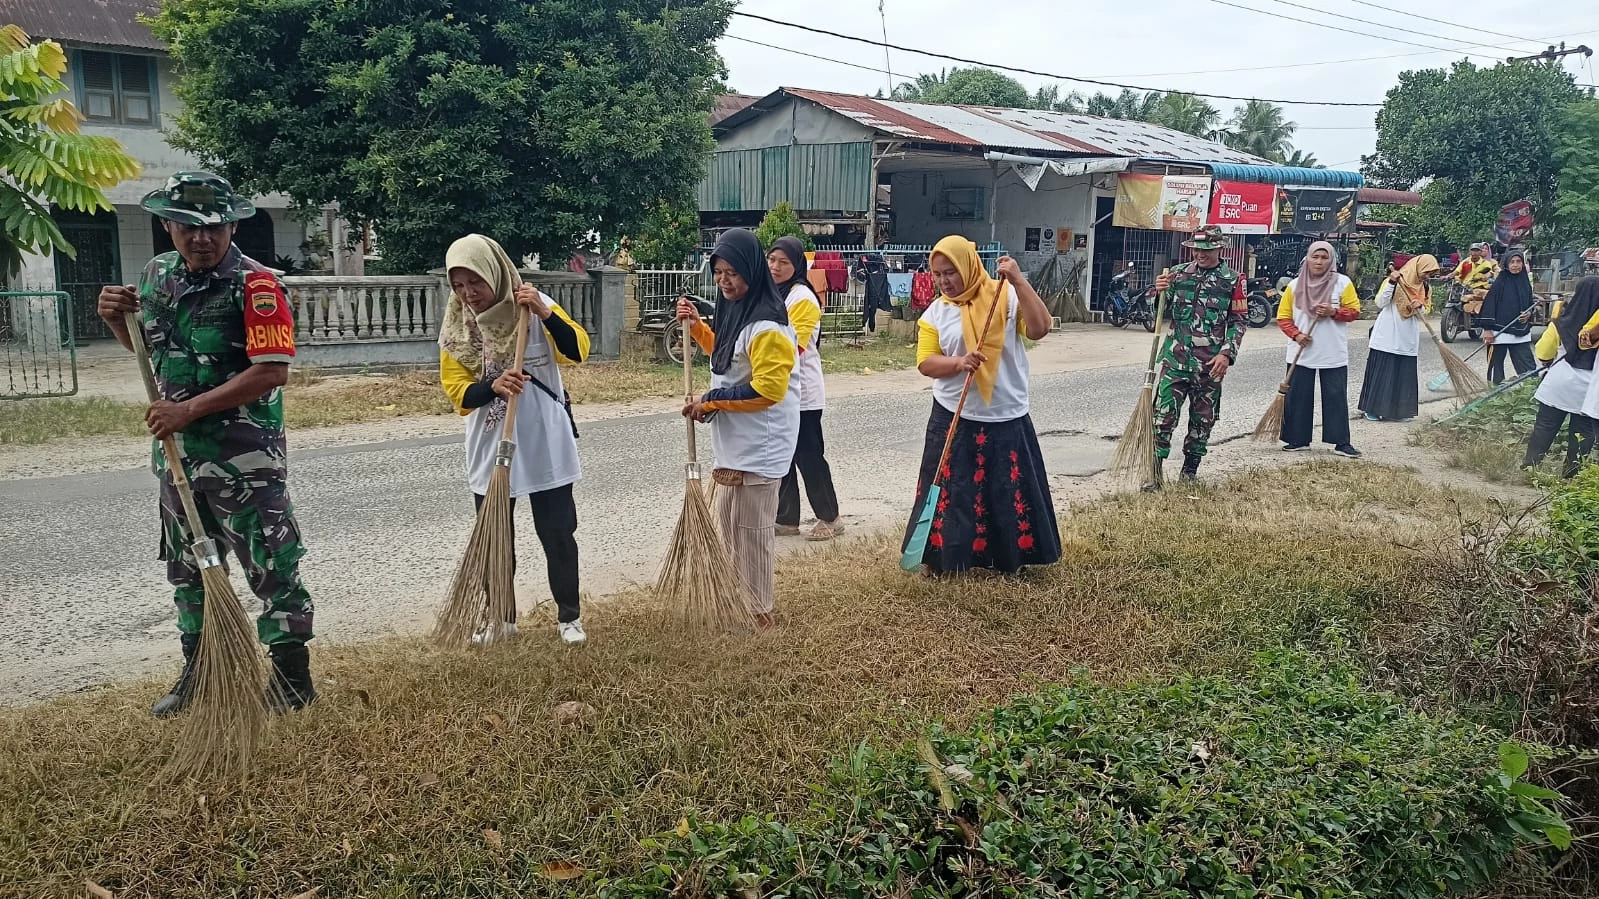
902, 236, 1058, 575
1359, 254, 1437, 423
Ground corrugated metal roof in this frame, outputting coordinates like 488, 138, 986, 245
1208, 163, 1363, 188
1356, 187, 1422, 207
709, 93, 759, 126
780, 88, 1272, 166
3, 0, 165, 50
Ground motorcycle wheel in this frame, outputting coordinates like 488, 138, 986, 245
1141, 313, 1156, 333
1439, 308, 1462, 344
657, 319, 699, 366
1246, 296, 1272, 329
1108, 307, 1129, 328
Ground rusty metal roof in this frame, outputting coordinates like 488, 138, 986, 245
1356, 187, 1422, 207
710, 93, 759, 125
772, 88, 1271, 165
3, 0, 165, 51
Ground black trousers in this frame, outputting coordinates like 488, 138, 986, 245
1487, 342, 1537, 385
472, 484, 581, 623
1281, 364, 1351, 448
1523, 402, 1596, 479
778, 409, 841, 526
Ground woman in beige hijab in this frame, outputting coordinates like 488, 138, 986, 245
439, 234, 591, 645
1359, 254, 1437, 423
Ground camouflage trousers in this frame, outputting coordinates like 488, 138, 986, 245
159, 478, 314, 645
1154, 363, 1224, 460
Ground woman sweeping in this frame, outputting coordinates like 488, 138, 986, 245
439, 234, 590, 645
1275, 241, 1363, 456
1360, 255, 1437, 423
903, 237, 1060, 575
676, 229, 800, 630
1527, 276, 1599, 477
1476, 251, 1539, 385
766, 236, 843, 541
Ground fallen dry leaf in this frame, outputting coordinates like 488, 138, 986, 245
85, 880, 114, 899
482, 828, 504, 849
482, 713, 506, 731
674, 817, 691, 838
417, 772, 440, 787
537, 860, 585, 881
341, 837, 354, 857
552, 701, 595, 725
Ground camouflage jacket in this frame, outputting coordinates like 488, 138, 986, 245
1159, 260, 1248, 372
138, 245, 297, 491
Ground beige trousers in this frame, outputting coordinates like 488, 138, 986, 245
713, 473, 780, 615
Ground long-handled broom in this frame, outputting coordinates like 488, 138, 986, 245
125, 311, 267, 782
1419, 312, 1488, 402
1426, 299, 1540, 393
1251, 318, 1319, 442
1109, 270, 1171, 486
433, 307, 531, 648
901, 282, 1009, 572
656, 307, 755, 632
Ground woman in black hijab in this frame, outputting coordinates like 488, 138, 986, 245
1475, 251, 1539, 384
676, 228, 799, 628
767, 236, 843, 540
1525, 276, 1599, 477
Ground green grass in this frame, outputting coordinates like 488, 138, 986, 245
1, 463, 1589, 897
1417, 379, 1542, 483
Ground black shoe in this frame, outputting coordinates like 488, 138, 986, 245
1332, 444, 1363, 459
151, 632, 201, 718
266, 642, 317, 714
1180, 454, 1202, 482
1141, 459, 1165, 493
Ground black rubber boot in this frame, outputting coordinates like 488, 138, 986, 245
151, 632, 201, 718
1180, 454, 1202, 482
1141, 459, 1165, 493
266, 642, 317, 714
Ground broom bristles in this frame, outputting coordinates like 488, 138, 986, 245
656, 476, 755, 633
434, 466, 518, 648
1440, 342, 1489, 402
162, 566, 267, 783
1251, 385, 1290, 442
1108, 385, 1156, 484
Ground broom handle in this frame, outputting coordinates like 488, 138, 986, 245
682, 301, 696, 461
123, 311, 211, 554
1277, 317, 1321, 391
1454, 299, 1541, 365
496, 306, 533, 445
929, 279, 1010, 491
1143, 270, 1173, 373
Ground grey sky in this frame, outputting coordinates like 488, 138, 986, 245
717, 0, 1598, 171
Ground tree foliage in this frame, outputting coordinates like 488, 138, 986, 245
0, 24, 140, 276
1554, 98, 1599, 245
148, 0, 730, 274
1364, 59, 1583, 251
1152, 92, 1221, 138
753, 201, 811, 252
630, 197, 700, 268
890, 67, 1029, 108
1220, 99, 1297, 161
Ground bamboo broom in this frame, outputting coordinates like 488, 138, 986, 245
1109, 270, 1171, 486
1426, 299, 1540, 393
1252, 318, 1319, 442
1419, 313, 1488, 403
656, 303, 755, 633
433, 306, 531, 648
125, 312, 267, 783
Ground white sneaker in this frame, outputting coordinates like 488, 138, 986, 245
471, 621, 518, 646
558, 619, 587, 645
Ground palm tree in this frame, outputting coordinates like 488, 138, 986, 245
1278, 148, 1323, 168
1033, 84, 1061, 111
1084, 89, 1162, 122
1152, 92, 1220, 138
1221, 100, 1297, 161
891, 70, 948, 102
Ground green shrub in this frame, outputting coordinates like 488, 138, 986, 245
600, 654, 1565, 898
1505, 465, 1599, 587
754, 202, 814, 252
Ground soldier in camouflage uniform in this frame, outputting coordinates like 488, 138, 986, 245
1147, 224, 1249, 490
97, 172, 317, 717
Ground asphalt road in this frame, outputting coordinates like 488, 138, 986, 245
0, 330, 1470, 701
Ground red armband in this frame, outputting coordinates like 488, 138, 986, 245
244, 272, 296, 363
1230, 276, 1248, 314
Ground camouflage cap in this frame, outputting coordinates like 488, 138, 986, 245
141, 172, 256, 226
1182, 224, 1227, 251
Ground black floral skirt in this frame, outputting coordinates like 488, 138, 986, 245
902, 401, 1062, 574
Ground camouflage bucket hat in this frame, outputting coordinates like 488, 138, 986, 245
141, 171, 256, 226
1182, 224, 1227, 251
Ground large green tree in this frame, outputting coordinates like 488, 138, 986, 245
149, 0, 729, 274
890, 67, 1029, 108
0, 25, 139, 275
1221, 100, 1296, 161
1364, 59, 1583, 252
1553, 98, 1599, 246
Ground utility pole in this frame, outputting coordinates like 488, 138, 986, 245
1506, 42, 1592, 64
879, 1, 894, 97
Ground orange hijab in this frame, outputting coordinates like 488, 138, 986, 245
1395, 254, 1438, 319
931, 235, 1009, 404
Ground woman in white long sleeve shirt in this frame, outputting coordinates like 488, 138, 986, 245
1359, 255, 1437, 422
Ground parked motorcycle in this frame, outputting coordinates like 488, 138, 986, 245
1243, 278, 1279, 329
1105, 263, 1156, 333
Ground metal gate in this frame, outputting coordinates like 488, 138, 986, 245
1, 291, 78, 398
54, 213, 120, 342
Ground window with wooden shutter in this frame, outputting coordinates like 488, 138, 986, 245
79, 51, 117, 121
118, 55, 153, 124
74, 50, 158, 126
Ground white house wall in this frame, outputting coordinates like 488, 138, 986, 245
717, 98, 876, 151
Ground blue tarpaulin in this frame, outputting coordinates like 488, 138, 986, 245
1202, 164, 1363, 189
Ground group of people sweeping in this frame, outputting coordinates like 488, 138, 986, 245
96, 172, 1597, 746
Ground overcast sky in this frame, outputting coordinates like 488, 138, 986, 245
716, 0, 1598, 170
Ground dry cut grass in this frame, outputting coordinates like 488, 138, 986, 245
0, 463, 1512, 897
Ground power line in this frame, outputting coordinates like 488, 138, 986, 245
1200, 0, 1507, 58
1335, 0, 1540, 44
729, 11, 1383, 107
1244, 0, 1526, 56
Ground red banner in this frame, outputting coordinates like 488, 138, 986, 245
1207, 181, 1277, 234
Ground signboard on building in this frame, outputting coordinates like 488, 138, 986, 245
1207, 181, 1277, 234
1114, 174, 1212, 232
1276, 188, 1357, 235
